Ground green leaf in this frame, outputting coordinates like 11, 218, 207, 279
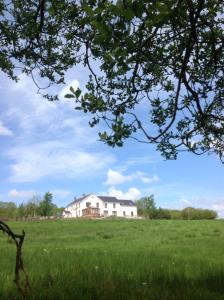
75, 88, 82, 98
64, 94, 74, 98
82, 4, 94, 16
123, 9, 134, 20
69, 86, 75, 94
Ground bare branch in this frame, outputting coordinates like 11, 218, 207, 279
0, 220, 30, 298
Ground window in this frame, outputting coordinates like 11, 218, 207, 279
113, 203, 116, 208
105, 203, 107, 208
96, 203, 99, 208
104, 210, 108, 216
131, 211, 134, 216
123, 211, 126, 216
86, 202, 91, 207
112, 211, 117, 216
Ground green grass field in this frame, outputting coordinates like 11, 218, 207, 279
0, 219, 224, 300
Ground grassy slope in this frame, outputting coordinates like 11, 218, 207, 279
0, 219, 224, 300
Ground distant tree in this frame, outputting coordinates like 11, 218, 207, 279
181, 207, 217, 220
16, 195, 41, 219
137, 195, 157, 219
182, 207, 194, 220
18, 203, 25, 219
0, 202, 17, 219
200, 209, 217, 220
24, 202, 38, 218
24, 195, 40, 218
168, 210, 183, 220
38, 192, 54, 217
155, 207, 171, 219
136, 199, 144, 217
51, 206, 64, 217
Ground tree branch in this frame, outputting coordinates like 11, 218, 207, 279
0, 220, 30, 298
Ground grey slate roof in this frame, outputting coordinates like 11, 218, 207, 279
117, 199, 136, 206
98, 196, 135, 206
66, 194, 136, 208
97, 196, 117, 202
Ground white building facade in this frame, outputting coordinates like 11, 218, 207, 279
62, 194, 137, 218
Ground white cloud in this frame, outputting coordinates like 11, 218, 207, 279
212, 201, 224, 218
0, 120, 13, 136
8, 189, 36, 198
105, 169, 134, 185
136, 172, 160, 184
105, 169, 159, 186
126, 156, 161, 166
2, 75, 84, 139
0, 74, 116, 183
7, 140, 114, 182
107, 186, 141, 200
60, 117, 97, 145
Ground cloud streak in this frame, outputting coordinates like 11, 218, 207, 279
8, 189, 36, 198
0, 120, 13, 136
105, 169, 159, 186
7, 140, 114, 182
0, 74, 115, 183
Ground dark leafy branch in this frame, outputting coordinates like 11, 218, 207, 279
0, 0, 223, 160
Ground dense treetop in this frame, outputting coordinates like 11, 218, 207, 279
0, 0, 223, 160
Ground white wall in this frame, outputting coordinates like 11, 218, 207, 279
118, 205, 137, 217
63, 194, 103, 218
101, 201, 137, 217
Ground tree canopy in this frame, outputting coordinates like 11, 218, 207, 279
137, 195, 158, 219
0, 0, 223, 160
38, 192, 55, 217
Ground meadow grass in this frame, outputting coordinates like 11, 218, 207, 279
0, 219, 224, 299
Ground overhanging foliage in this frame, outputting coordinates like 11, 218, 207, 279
0, 0, 223, 159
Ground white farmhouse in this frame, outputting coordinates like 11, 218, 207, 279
62, 193, 137, 218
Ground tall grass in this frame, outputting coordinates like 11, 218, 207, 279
0, 219, 224, 299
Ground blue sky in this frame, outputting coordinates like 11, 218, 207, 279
0, 69, 223, 217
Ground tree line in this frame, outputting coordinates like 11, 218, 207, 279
0, 192, 64, 220
136, 195, 217, 220
0, 193, 217, 220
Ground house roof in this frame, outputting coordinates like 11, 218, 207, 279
117, 200, 136, 206
66, 194, 136, 208
98, 196, 135, 206
97, 196, 117, 202
65, 194, 91, 208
